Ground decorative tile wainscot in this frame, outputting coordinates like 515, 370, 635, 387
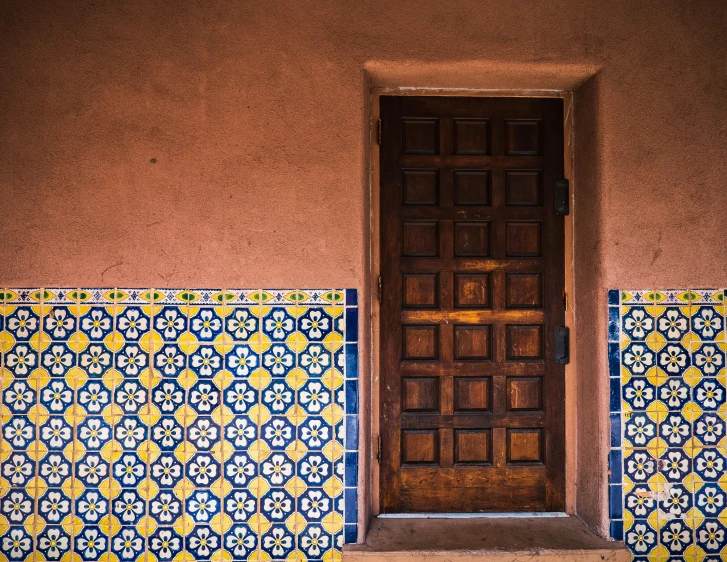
608, 289, 727, 561
0, 288, 358, 562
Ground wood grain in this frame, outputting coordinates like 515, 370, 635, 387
380, 96, 565, 513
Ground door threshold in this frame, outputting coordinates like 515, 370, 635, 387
378, 512, 568, 519
345, 516, 630, 561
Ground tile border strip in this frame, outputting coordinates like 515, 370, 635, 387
0, 288, 347, 306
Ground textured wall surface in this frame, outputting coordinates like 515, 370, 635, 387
1, 0, 726, 535
0, 288, 359, 562
608, 289, 727, 560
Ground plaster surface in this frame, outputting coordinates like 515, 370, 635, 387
1, 0, 726, 538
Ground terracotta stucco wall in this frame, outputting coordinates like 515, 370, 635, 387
1, 0, 726, 536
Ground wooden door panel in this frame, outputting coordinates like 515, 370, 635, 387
380, 96, 565, 513
506, 273, 543, 308
454, 170, 491, 205
402, 273, 439, 308
402, 169, 439, 205
507, 377, 543, 411
505, 170, 542, 206
454, 429, 492, 463
454, 273, 491, 308
453, 325, 492, 360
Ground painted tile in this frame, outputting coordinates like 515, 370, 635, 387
609, 289, 727, 561
0, 288, 358, 562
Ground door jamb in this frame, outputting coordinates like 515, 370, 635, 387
367, 87, 576, 517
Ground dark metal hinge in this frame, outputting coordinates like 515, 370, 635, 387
377, 276, 382, 303
377, 119, 382, 145
376, 435, 382, 462
555, 326, 570, 365
554, 178, 570, 216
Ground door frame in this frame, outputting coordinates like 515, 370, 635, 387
367, 88, 577, 516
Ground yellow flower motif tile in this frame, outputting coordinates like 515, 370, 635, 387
610, 289, 727, 560
0, 288, 359, 562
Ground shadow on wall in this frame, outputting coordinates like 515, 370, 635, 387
573, 73, 607, 535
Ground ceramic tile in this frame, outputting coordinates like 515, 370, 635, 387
610, 520, 624, 541
37, 488, 71, 525
0, 287, 357, 561
1, 527, 34, 561
609, 289, 727, 561
624, 519, 658, 556
149, 527, 183, 561
36, 526, 70, 561
260, 524, 295, 559
610, 377, 622, 412
622, 342, 656, 378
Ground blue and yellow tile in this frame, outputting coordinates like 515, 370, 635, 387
0, 287, 357, 562
611, 288, 727, 560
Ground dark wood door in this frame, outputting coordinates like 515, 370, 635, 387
379, 96, 565, 513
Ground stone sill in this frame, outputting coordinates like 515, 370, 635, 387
343, 515, 630, 562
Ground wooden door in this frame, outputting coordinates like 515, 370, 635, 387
379, 96, 565, 513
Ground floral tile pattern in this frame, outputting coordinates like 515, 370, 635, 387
0, 288, 358, 562
609, 289, 727, 561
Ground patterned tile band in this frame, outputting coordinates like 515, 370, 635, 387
0, 288, 358, 562
608, 289, 727, 561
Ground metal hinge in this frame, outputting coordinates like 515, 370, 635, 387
554, 178, 570, 216
377, 276, 382, 303
555, 327, 570, 365
377, 119, 382, 145
376, 435, 382, 462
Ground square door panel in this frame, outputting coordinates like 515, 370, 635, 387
402, 119, 439, 154
402, 169, 439, 205
454, 221, 490, 257
505, 170, 542, 206
454, 429, 492, 464
505, 120, 540, 155
402, 430, 439, 465
402, 274, 438, 309
402, 377, 439, 412
506, 324, 543, 360
454, 119, 490, 155
454, 273, 491, 308
402, 221, 439, 257
507, 429, 544, 464
454, 170, 490, 206
505, 221, 542, 257
507, 377, 543, 411
402, 325, 439, 360
454, 325, 491, 360
454, 377, 491, 412
506, 273, 543, 309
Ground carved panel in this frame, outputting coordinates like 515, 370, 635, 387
402, 169, 439, 205
454, 273, 491, 308
402, 221, 439, 257
402, 119, 439, 154
506, 324, 544, 360
402, 430, 439, 464
402, 325, 439, 360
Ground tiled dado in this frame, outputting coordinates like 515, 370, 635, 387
608, 289, 727, 561
0, 288, 359, 562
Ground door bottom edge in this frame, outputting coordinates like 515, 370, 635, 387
377, 512, 568, 519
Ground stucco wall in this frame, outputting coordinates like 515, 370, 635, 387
1, 0, 726, 536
